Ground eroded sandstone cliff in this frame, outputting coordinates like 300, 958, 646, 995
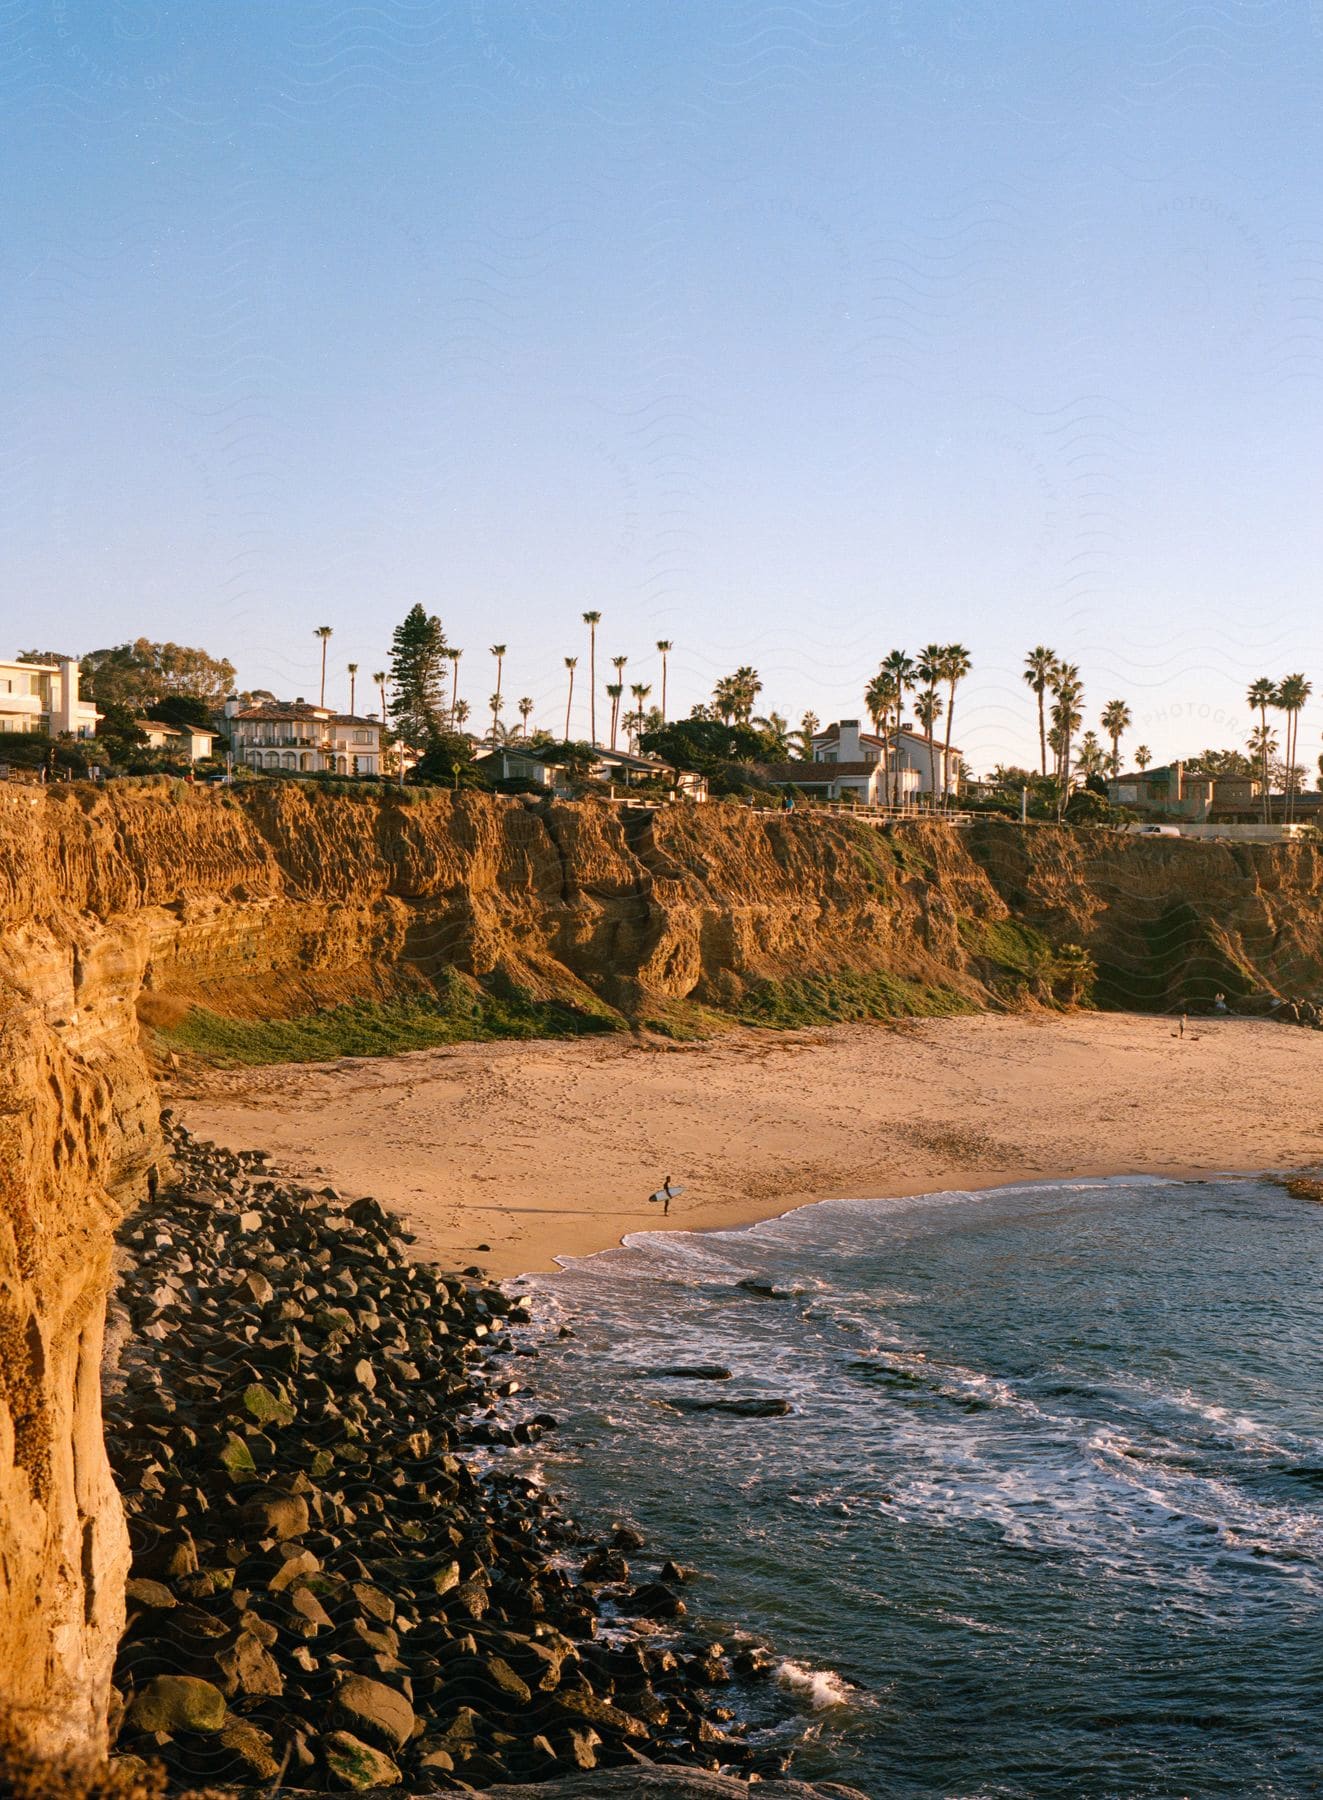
2, 780, 1321, 1768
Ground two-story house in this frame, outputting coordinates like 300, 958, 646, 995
223, 697, 381, 776
760, 717, 960, 804
0, 655, 100, 739
811, 720, 960, 797
1108, 762, 1261, 821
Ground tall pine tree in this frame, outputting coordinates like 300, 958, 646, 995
388, 605, 448, 751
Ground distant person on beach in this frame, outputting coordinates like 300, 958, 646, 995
646, 1174, 678, 1214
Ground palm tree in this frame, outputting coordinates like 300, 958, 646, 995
864, 673, 895, 805
610, 656, 628, 740
315, 625, 334, 707
1248, 723, 1278, 793
1100, 699, 1132, 776
454, 698, 470, 730
606, 683, 624, 749
1050, 666, 1083, 816
490, 645, 507, 740
373, 670, 388, 772
915, 644, 945, 803
1134, 743, 1152, 771
1075, 729, 1107, 778
656, 641, 672, 723
753, 712, 791, 757
914, 687, 944, 802
582, 612, 601, 743
487, 693, 505, 744
1276, 674, 1312, 820
347, 662, 358, 715
1247, 677, 1276, 823
563, 657, 577, 741
1023, 646, 1060, 779
447, 647, 463, 729
627, 682, 651, 749
881, 650, 914, 804
940, 643, 971, 807
793, 710, 820, 760
916, 643, 945, 705
517, 695, 534, 737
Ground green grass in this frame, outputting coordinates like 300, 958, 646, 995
156, 991, 622, 1068
736, 970, 978, 1028
958, 916, 1058, 977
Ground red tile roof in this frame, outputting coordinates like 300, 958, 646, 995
232, 702, 378, 727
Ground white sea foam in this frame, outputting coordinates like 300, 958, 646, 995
775, 1658, 854, 1709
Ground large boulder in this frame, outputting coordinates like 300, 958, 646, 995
125, 1674, 226, 1734
239, 1488, 310, 1540
320, 1728, 402, 1789
331, 1673, 415, 1751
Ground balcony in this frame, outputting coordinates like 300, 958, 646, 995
0, 692, 45, 717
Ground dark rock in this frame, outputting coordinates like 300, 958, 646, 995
642, 1364, 733, 1381
670, 1396, 792, 1417
631, 1582, 687, 1620
582, 1546, 630, 1584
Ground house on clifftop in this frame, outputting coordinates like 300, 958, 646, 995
133, 719, 217, 764
757, 718, 960, 805
1108, 762, 1260, 820
812, 719, 960, 797
0, 654, 100, 739
223, 697, 381, 777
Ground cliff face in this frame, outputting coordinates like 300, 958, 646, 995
3, 781, 1322, 1766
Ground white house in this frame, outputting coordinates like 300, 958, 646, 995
224, 697, 381, 777
812, 719, 959, 798
0, 656, 100, 739
133, 719, 217, 763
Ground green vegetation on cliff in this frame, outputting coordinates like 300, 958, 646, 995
154, 990, 620, 1068
737, 970, 977, 1027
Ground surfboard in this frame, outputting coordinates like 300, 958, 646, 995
648, 1185, 686, 1205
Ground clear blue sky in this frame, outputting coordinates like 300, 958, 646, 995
5, 1, 1323, 771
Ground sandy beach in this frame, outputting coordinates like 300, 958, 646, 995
173, 1013, 1323, 1279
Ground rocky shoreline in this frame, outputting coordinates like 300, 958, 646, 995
101, 1120, 857, 1796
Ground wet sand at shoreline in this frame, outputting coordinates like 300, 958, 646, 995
173, 1013, 1323, 1280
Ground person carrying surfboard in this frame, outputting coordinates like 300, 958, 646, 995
647, 1174, 684, 1214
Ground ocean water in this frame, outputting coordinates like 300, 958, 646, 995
519, 1177, 1323, 1799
